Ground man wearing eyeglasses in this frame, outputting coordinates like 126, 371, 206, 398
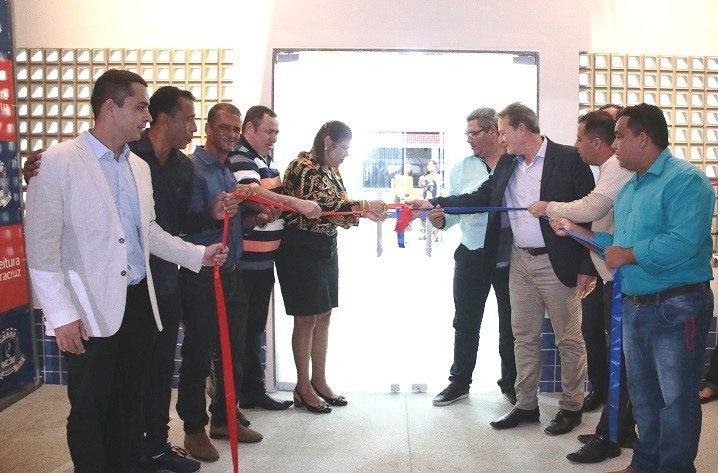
412, 103, 596, 437
429, 108, 517, 408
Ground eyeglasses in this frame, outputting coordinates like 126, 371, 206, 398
465, 127, 489, 139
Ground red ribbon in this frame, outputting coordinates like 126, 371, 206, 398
213, 210, 239, 473
394, 205, 414, 233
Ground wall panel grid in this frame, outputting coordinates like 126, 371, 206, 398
15, 48, 234, 168
579, 52, 718, 252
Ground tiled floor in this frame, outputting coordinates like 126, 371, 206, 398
1, 385, 717, 473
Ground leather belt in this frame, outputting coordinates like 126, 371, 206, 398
518, 246, 547, 256
199, 264, 238, 275
623, 282, 709, 308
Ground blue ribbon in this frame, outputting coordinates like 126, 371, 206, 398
549, 220, 622, 444
608, 269, 622, 444
391, 206, 528, 248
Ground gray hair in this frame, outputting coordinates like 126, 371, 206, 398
466, 108, 498, 129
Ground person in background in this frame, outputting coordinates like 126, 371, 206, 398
430, 107, 516, 408
555, 103, 714, 473
700, 342, 718, 403
599, 103, 624, 120
275, 120, 386, 413
24, 69, 228, 473
391, 160, 415, 203
227, 105, 321, 411
419, 159, 442, 240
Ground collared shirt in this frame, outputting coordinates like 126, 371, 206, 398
228, 136, 284, 270
546, 155, 633, 281
594, 148, 714, 295
130, 130, 195, 295
183, 145, 243, 270
505, 137, 547, 248
442, 154, 491, 250
85, 130, 145, 285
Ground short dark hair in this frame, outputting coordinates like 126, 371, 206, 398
617, 103, 669, 149
311, 121, 352, 165
90, 69, 148, 118
242, 105, 277, 133
497, 102, 540, 133
148, 86, 195, 126
599, 103, 624, 114
466, 108, 497, 129
207, 103, 241, 124
578, 110, 615, 145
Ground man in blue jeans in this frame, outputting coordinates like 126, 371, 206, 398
555, 103, 714, 473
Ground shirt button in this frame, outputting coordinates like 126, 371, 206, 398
119, 238, 125, 244
121, 270, 127, 276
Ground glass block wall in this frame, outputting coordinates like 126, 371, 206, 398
15, 48, 234, 171
15, 48, 234, 385
576, 52, 718, 385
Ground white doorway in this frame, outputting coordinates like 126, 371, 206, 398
269, 49, 539, 394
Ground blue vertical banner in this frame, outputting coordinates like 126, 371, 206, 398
0, 0, 38, 404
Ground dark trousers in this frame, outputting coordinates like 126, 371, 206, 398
594, 280, 636, 443
141, 291, 182, 455
449, 244, 516, 392
64, 279, 156, 473
177, 267, 247, 434
239, 268, 275, 401
581, 281, 609, 397
704, 335, 718, 389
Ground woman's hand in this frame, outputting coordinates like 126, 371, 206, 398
364, 199, 388, 221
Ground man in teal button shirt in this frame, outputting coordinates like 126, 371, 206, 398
555, 103, 714, 473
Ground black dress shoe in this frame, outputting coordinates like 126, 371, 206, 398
311, 382, 348, 406
240, 393, 294, 410
566, 435, 621, 463
581, 390, 605, 412
579, 432, 637, 449
545, 409, 582, 435
237, 409, 251, 427
490, 407, 540, 429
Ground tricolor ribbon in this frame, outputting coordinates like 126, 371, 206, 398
234, 190, 625, 442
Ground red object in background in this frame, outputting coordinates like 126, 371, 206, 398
0, 225, 29, 312
0, 59, 15, 142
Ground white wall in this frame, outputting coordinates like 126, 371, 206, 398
13, 0, 718, 144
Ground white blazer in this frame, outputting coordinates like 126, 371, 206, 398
24, 132, 205, 337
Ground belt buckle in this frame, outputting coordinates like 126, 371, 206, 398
632, 294, 658, 308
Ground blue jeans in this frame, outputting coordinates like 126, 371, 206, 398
623, 285, 713, 473
449, 244, 515, 392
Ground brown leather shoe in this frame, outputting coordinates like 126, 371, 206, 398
605, 467, 635, 473
209, 420, 264, 443
183, 431, 219, 462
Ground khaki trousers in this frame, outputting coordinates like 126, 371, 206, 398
509, 246, 587, 411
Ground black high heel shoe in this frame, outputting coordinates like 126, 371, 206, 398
293, 389, 332, 414
311, 382, 348, 407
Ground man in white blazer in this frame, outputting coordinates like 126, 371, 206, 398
24, 69, 230, 473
